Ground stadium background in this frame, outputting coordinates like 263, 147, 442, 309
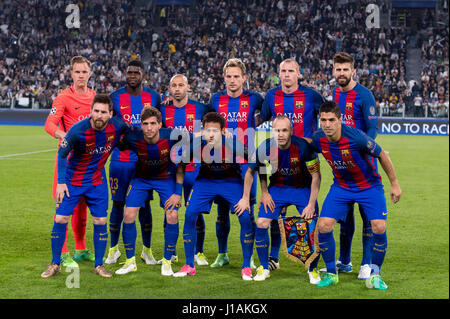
0, 0, 448, 303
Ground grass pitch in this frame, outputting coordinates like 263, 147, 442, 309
0, 125, 448, 300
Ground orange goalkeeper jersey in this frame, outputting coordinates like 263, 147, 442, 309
45, 86, 96, 138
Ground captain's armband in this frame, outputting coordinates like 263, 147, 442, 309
305, 158, 320, 174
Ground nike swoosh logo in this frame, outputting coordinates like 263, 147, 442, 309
275, 103, 282, 106
322, 150, 329, 153
120, 106, 128, 109
74, 107, 81, 110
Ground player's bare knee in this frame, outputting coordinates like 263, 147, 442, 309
93, 217, 107, 225
256, 218, 271, 229
55, 214, 70, 224
123, 207, 138, 223
166, 210, 178, 224
371, 220, 386, 234
318, 217, 335, 233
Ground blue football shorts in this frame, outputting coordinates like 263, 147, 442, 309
321, 184, 387, 222
186, 178, 246, 215
109, 160, 153, 202
125, 177, 179, 211
258, 185, 319, 220
56, 182, 109, 218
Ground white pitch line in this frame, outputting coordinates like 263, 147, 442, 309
0, 149, 55, 158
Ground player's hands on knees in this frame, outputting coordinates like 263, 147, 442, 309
56, 183, 69, 203
260, 192, 275, 213
234, 197, 250, 217
300, 204, 315, 219
390, 183, 402, 203
165, 194, 181, 210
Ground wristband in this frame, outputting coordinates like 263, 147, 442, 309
175, 182, 183, 196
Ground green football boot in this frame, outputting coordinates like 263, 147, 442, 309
366, 274, 388, 290
73, 249, 95, 262
316, 272, 339, 287
210, 253, 230, 268
61, 252, 79, 268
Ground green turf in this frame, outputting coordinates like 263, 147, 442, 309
0, 126, 448, 299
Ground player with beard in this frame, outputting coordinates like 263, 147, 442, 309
41, 94, 132, 278
330, 52, 379, 280
105, 60, 161, 266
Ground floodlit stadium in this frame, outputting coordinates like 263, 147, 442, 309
0, 0, 448, 310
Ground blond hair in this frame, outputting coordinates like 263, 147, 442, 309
223, 58, 246, 76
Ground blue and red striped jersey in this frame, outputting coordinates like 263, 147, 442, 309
159, 98, 211, 172
332, 83, 378, 139
58, 117, 131, 186
312, 125, 383, 190
110, 86, 161, 163
208, 90, 263, 154
261, 85, 325, 139
187, 135, 248, 180
119, 128, 185, 180
249, 136, 319, 188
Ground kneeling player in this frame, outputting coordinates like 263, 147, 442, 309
312, 101, 401, 289
235, 115, 321, 283
173, 112, 255, 280
114, 107, 187, 276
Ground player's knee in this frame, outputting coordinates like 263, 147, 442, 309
55, 214, 70, 224
123, 207, 138, 223
371, 220, 386, 234
165, 210, 178, 224
256, 218, 271, 229
318, 217, 335, 233
92, 217, 107, 225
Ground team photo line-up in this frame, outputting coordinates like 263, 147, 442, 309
41, 52, 401, 290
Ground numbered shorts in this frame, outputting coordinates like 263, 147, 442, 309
55, 182, 109, 218
126, 177, 179, 211
186, 178, 246, 215
321, 185, 387, 222
109, 160, 153, 202
258, 185, 319, 220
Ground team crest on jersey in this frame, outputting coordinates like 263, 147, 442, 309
290, 157, 300, 164
295, 100, 304, 109
160, 148, 169, 156
240, 100, 249, 108
107, 135, 115, 142
144, 102, 152, 108
346, 102, 353, 110
341, 149, 350, 157
186, 114, 195, 122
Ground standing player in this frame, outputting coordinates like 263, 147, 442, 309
41, 94, 131, 278
207, 58, 263, 268
259, 58, 325, 270
235, 115, 322, 283
159, 74, 212, 266
114, 107, 186, 276
331, 52, 379, 279
44, 56, 96, 268
312, 101, 401, 289
105, 60, 161, 266
173, 112, 255, 280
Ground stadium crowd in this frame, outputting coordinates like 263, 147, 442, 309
0, 0, 448, 118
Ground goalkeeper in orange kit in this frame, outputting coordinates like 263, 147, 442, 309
44, 56, 96, 268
